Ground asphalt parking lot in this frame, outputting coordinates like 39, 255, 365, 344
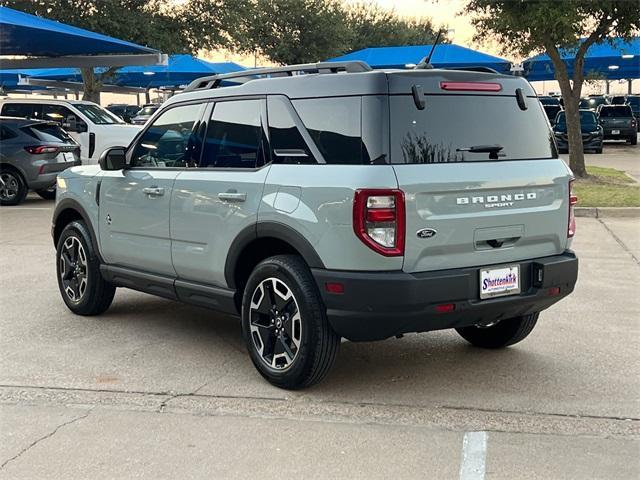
1, 191, 639, 478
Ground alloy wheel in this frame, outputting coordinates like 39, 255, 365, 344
249, 277, 302, 370
0, 173, 19, 202
59, 236, 88, 303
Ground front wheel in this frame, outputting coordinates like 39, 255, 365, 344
629, 135, 637, 145
56, 220, 116, 316
241, 255, 340, 389
455, 313, 539, 349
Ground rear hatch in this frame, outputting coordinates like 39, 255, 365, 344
21, 121, 81, 166
387, 70, 572, 273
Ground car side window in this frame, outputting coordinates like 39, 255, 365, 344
0, 125, 17, 140
267, 96, 314, 164
42, 104, 87, 131
130, 103, 203, 168
200, 99, 265, 168
1, 103, 38, 119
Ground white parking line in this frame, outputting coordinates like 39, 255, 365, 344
459, 431, 488, 480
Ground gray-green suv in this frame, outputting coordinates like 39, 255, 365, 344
51, 62, 579, 389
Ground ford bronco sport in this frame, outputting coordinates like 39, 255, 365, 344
52, 62, 579, 389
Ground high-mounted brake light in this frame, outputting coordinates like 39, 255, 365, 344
440, 81, 502, 92
568, 179, 578, 238
24, 145, 59, 155
353, 189, 405, 256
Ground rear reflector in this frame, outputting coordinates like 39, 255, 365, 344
548, 287, 561, 296
440, 81, 502, 92
325, 282, 344, 294
435, 303, 456, 313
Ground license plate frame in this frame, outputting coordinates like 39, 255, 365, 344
611, 129, 620, 135
479, 264, 521, 300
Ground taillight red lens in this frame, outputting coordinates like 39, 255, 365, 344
440, 81, 502, 92
24, 145, 59, 154
353, 189, 405, 256
568, 179, 577, 238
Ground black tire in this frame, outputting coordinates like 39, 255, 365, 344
0, 167, 28, 206
36, 186, 56, 200
595, 146, 603, 154
56, 220, 115, 316
241, 254, 340, 389
455, 313, 539, 349
629, 135, 637, 145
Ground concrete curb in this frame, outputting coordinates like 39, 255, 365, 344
575, 207, 640, 218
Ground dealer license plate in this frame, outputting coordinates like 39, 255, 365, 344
479, 265, 521, 299
612, 129, 620, 135
63, 152, 75, 162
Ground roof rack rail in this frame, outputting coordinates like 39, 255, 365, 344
183, 61, 372, 92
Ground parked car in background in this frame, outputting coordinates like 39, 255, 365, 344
538, 96, 561, 106
130, 103, 161, 125
107, 104, 141, 123
0, 99, 141, 164
596, 105, 637, 144
579, 96, 608, 111
553, 110, 603, 154
626, 95, 640, 131
0, 117, 80, 205
610, 95, 627, 105
543, 104, 562, 125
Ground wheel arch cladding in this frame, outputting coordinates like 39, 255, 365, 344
52, 199, 98, 254
225, 222, 325, 292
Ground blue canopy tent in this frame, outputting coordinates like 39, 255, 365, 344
1, 55, 245, 91
523, 37, 640, 82
0, 6, 166, 69
327, 44, 512, 73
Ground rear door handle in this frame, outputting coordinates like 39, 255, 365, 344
218, 192, 246, 202
142, 186, 165, 197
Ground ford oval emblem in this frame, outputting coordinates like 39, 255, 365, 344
416, 228, 437, 239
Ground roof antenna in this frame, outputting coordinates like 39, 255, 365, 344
414, 28, 453, 70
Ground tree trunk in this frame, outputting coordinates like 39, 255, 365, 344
80, 68, 102, 104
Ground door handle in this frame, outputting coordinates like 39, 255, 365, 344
142, 186, 165, 197
218, 192, 247, 202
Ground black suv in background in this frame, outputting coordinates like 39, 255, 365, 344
596, 105, 637, 144
106, 104, 140, 123
580, 96, 608, 111
626, 95, 640, 131
553, 110, 603, 154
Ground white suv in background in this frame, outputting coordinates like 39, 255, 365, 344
0, 99, 141, 164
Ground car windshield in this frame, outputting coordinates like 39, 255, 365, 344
21, 123, 75, 143
139, 106, 159, 116
73, 103, 123, 124
599, 106, 633, 117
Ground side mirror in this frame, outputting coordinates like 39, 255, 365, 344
99, 147, 127, 171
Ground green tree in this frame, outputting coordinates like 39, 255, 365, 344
233, 0, 351, 65
345, 3, 440, 52
463, 0, 639, 178
3, 0, 194, 102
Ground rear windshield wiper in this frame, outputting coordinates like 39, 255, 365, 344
456, 144, 504, 160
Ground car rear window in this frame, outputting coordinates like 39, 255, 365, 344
390, 95, 556, 163
21, 123, 75, 143
599, 106, 633, 117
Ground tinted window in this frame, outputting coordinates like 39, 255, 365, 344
131, 103, 202, 168
390, 95, 555, 163
293, 97, 365, 165
21, 123, 75, 143
73, 104, 122, 124
599, 106, 633, 117
139, 105, 160, 116
200, 99, 264, 169
0, 125, 17, 140
267, 96, 313, 164
1, 103, 37, 119
538, 97, 559, 106
610, 96, 626, 105
627, 97, 639, 107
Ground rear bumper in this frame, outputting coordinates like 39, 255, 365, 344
28, 159, 81, 190
312, 251, 578, 342
602, 127, 635, 138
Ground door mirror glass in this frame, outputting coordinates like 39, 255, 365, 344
99, 147, 127, 170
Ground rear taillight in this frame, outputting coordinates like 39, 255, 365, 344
440, 81, 502, 92
353, 189, 405, 256
568, 179, 578, 238
631, 118, 637, 128
24, 145, 59, 155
